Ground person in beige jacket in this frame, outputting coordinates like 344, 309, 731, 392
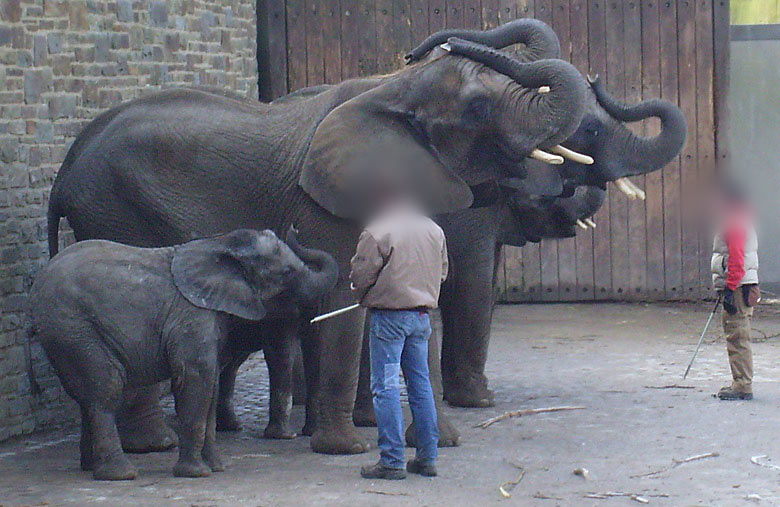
350, 202, 448, 480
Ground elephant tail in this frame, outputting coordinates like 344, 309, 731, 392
25, 322, 42, 397
47, 203, 61, 258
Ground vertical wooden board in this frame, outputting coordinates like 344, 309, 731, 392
410, 0, 430, 47
392, 0, 413, 71
540, 239, 560, 301
376, 0, 395, 74
641, 0, 664, 300
712, 0, 729, 164
463, 0, 481, 28
535, 0, 552, 24
504, 245, 526, 302
305, 0, 325, 86
357, 0, 378, 76
482, 0, 499, 29
447, 0, 465, 27
695, 0, 715, 299
571, 0, 594, 300
588, 0, 612, 300
322, 0, 343, 83
341, 0, 361, 79
552, 0, 577, 300
677, 0, 699, 300
429, 0, 446, 31
286, 0, 308, 91
624, 0, 647, 300
257, 0, 288, 99
659, 0, 682, 299
498, 0, 516, 24
522, 242, 543, 301
496, 246, 508, 299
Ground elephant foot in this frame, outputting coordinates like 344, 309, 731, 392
352, 404, 377, 427
173, 457, 212, 478
301, 420, 316, 437
202, 449, 225, 473
92, 454, 138, 481
311, 423, 370, 455
216, 405, 242, 432
405, 414, 461, 448
118, 418, 178, 453
263, 423, 297, 440
443, 381, 495, 408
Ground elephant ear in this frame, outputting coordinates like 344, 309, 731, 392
171, 230, 268, 321
299, 88, 474, 219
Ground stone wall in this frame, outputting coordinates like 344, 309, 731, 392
0, 0, 257, 442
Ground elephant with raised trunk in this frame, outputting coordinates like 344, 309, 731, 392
47, 19, 591, 455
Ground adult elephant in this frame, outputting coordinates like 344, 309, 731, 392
47, 22, 590, 455
359, 24, 688, 410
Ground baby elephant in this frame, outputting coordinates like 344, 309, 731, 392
28, 228, 337, 480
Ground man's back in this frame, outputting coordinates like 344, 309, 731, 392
350, 206, 448, 310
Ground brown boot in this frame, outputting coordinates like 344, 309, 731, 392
717, 386, 753, 400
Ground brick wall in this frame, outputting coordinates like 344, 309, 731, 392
0, 0, 257, 442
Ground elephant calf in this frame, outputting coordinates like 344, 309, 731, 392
28, 229, 337, 480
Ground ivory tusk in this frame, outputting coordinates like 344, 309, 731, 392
624, 179, 646, 200
576, 219, 588, 230
614, 178, 637, 200
439, 42, 452, 52
584, 218, 596, 228
538, 85, 551, 94
550, 145, 594, 165
530, 149, 564, 165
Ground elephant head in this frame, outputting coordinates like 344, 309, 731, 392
299, 19, 590, 220
171, 229, 338, 320
501, 185, 606, 245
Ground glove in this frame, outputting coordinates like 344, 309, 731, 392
722, 288, 737, 315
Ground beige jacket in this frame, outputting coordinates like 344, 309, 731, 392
349, 207, 448, 310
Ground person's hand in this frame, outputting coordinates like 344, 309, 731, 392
723, 288, 737, 315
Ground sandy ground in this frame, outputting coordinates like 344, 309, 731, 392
3, 302, 780, 506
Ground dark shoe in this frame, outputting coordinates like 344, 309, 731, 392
407, 458, 437, 477
717, 386, 753, 400
360, 461, 406, 480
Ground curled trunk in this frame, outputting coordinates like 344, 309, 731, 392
406, 18, 560, 63
285, 228, 339, 304
590, 76, 687, 179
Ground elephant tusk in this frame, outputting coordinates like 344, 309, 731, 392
614, 178, 638, 200
624, 178, 646, 200
538, 85, 551, 94
439, 42, 452, 52
530, 149, 564, 165
584, 218, 596, 228
576, 219, 588, 230
550, 145, 594, 165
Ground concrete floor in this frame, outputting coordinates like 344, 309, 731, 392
3, 302, 780, 506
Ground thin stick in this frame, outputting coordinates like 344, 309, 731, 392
751, 455, 780, 472
310, 303, 361, 324
475, 406, 586, 429
683, 295, 721, 379
585, 492, 669, 503
643, 385, 695, 390
499, 464, 525, 498
630, 452, 719, 478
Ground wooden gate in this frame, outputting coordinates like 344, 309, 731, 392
258, 0, 730, 302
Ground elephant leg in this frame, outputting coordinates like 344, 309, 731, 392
299, 319, 320, 436
263, 327, 297, 439
405, 316, 460, 448
310, 285, 371, 455
116, 384, 178, 453
439, 245, 500, 408
201, 382, 224, 473
291, 341, 307, 406
216, 350, 251, 432
171, 360, 217, 478
87, 405, 138, 481
353, 317, 377, 427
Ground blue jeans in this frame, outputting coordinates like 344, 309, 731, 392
369, 309, 438, 469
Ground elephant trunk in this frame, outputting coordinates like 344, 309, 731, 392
286, 229, 339, 304
406, 18, 560, 63
589, 76, 687, 178
444, 38, 587, 147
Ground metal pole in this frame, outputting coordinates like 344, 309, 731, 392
683, 294, 722, 379
310, 303, 361, 324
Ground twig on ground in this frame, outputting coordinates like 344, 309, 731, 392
750, 455, 780, 472
475, 406, 586, 429
533, 492, 563, 500
586, 491, 669, 503
630, 452, 719, 478
498, 464, 525, 499
363, 490, 411, 497
643, 385, 695, 390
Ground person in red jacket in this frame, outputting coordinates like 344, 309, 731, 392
711, 183, 759, 400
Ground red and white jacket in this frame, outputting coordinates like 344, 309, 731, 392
711, 215, 759, 291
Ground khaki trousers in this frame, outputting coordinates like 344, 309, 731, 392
722, 288, 754, 393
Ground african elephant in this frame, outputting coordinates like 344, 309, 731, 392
47, 19, 590, 455
400, 25, 686, 408
28, 229, 337, 480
